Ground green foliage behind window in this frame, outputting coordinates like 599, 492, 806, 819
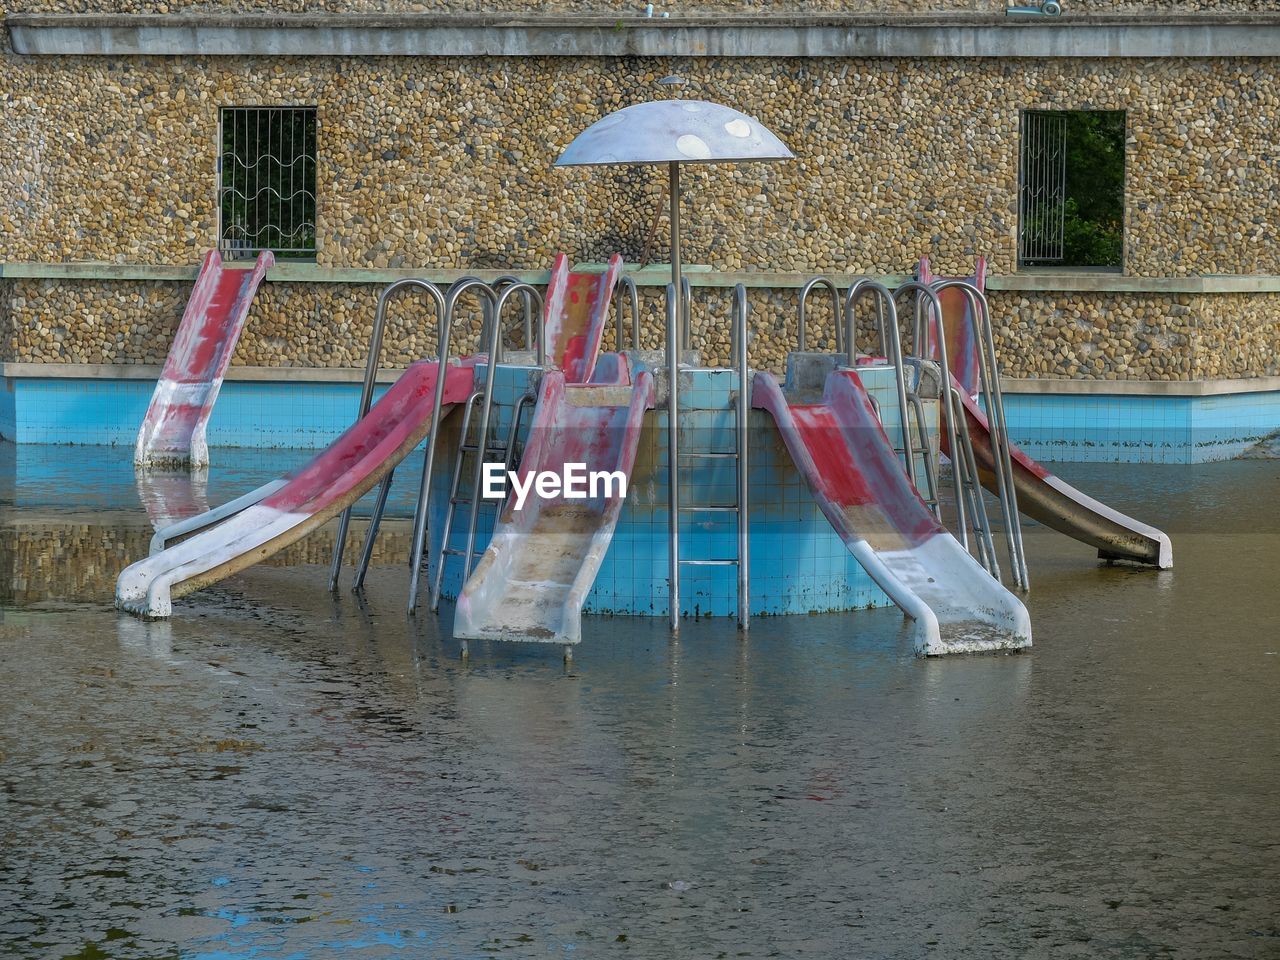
1061, 111, 1125, 268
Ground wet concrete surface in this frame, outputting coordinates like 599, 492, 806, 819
1, 445, 1278, 958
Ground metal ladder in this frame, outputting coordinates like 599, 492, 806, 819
405, 276, 545, 615
429, 390, 534, 610
928, 279, 1030, 590
667, 282, 751, 632
328, 277, 448, 594
796, 274, 947, 525
897, 278, 1028, 590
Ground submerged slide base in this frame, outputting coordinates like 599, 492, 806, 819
453, 366, 655, 647
135, 250, 274, 470
753, 367, 1031, 657
117, 360, 473, 618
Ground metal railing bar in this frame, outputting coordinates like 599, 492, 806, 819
329, 277, 446, 592
797, 275, 844, 353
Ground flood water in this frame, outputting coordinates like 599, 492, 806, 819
1, 445, 1277, 958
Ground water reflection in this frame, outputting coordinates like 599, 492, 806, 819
0, 451, 1277, 957
134, 468, 210, 531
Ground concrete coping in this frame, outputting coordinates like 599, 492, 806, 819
8, 11, 1280, 58
3, 361, 1278, 398
4, 261, 1280, 295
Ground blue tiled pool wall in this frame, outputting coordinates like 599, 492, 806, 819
1000, 390, 1279, 464
1, 368, 1277, 464
428, 366, 903, 617
0, 375, 376, 449
0, 378, 15, 441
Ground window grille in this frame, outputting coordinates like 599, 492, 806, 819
218, 106, 317, 260
1017, 110, 1067, 265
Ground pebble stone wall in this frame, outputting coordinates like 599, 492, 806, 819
1, 26, 1278, 379
0, 1, 1271, 15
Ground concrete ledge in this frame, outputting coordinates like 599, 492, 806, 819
5, 361, 1279, 397
1001, 376, 1280, 397
988, 272, 1280, 294
0, 261, 552, 286
6, 260, 1280, 295
0, 361, 404, 384
9, 13, 1280, 58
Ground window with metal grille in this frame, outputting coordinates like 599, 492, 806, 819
218, 106, 317, 260
1018, 110, 1125, 269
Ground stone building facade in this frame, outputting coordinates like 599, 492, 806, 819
1, 4, 1278, 381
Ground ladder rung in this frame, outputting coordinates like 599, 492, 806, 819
679, 558, 739, 566
441, 547, 482, 558
679, 451, 738, 460
679, 504, 739, 512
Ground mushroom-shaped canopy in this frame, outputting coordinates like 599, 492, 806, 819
555, 99, 794, 167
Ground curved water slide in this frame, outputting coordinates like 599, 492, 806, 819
453, 365, 656, 646
116, 361, 474, 617
919, 258, 1171, 568
135, 250, 274, 469
451, 254, 652, 647
753, 369, 1031, 655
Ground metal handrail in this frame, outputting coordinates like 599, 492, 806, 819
492, 275, 536, 353
927, 279, 1030, 590
949, 383, 1000, 579
458, 283, 544, 590
665, 283, 681, 634
405, 277, 497, 614
797, 276, 844, 353
614, 274, 641, 351
329, 278, 446, 592
844, 280, 888, 360
491, 282, 545, 363
845, 279, 917, 490
732, 283, 751, 630
429, 387, 535, 611
891, 281, 966, 541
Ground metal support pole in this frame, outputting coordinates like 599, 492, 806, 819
733, 284, 751, 630
666, 283, 681, 635
669, 161, 682, 316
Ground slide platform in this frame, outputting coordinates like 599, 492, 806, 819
117, 360, 473, 617
920, 257, 1171, 568
135, 250, 274, 469
453, 365, 656, 646
753, 368, 1031, 655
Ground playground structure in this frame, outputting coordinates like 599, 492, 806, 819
115, 249, 1175, 656
115, 97, 1172, 656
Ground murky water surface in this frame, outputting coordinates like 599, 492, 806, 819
1, 446, 1278, 958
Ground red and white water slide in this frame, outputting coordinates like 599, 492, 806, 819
117, 252, 638, 622
920, 258, 1172, 569
135, 250, 274, 469
753, 369, 1032, 655
453, 366, 655, 645
453, 255, 659, 647
117, 361, 474, 617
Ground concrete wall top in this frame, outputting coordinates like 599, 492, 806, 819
9, 12, 1280, 58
